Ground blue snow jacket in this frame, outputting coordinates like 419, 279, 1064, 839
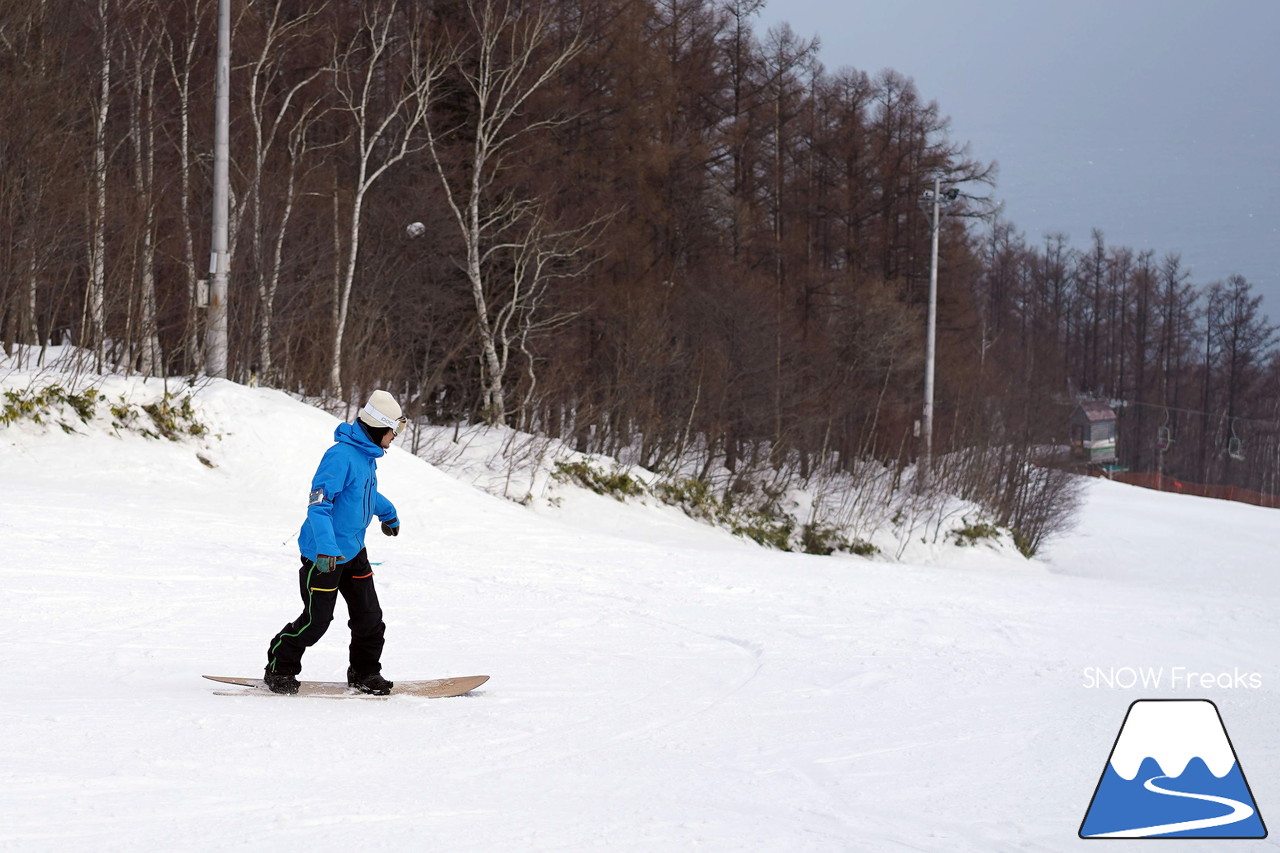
298, 422, 398, 564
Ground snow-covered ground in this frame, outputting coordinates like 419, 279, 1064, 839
1, 372, 1276, 851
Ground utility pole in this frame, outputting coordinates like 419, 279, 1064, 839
919, 176, 959, 487
206, 0, 231, 378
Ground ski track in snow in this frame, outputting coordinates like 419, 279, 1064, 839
1, 375, 1277, 852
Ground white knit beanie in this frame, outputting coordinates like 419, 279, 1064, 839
358, 390, 403, 431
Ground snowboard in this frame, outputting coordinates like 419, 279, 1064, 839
203, 674, 488, 699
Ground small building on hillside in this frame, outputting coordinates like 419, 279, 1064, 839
1070, 400, 1118, 463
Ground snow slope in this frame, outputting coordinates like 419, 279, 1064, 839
1, 374, 1276, 852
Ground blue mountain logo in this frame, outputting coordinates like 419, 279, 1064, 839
1080, 700, 1266, 838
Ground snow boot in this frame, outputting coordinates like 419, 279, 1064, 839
347, 666, 393, 695
264, 669, 300, 695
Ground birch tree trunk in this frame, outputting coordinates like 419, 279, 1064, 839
327, 0, 446, 396
86, 0, 112, 371
245, 0, 326, 382
157, 0, 211, 371
421, 0, 588, 426
125, 17, 161, 376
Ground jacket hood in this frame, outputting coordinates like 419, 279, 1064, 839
334, 421, 385, 458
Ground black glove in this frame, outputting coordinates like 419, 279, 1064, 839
381, 518, 400, 537
314, 554, 339, 573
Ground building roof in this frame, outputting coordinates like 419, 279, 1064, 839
1073, 400, 1117, 423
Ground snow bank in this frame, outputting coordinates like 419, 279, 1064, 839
407, 420, 1028, 565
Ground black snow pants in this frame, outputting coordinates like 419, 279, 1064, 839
266, 549, 386, 677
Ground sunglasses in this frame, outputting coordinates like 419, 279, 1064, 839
363, 403, 408, 436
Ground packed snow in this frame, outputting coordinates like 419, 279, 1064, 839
1, 368, 1276, 851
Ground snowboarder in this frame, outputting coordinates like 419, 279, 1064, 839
264, 390, 406, 695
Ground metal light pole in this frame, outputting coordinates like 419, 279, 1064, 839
206, 0, 231, 378
919, 176, 958, 486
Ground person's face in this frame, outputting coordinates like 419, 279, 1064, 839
379, 428, 396, 449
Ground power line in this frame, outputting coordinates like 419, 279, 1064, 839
1111, 397, 1280, 429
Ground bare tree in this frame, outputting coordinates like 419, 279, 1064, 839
122, 2, 162, 375
1204, 274, 1275, 482
759, 23, 817, 450
243, 0, 329, 382
507, 206, 605, 428
0, 0, 82, 366
154, 0, 214, 370
326, 0, 447, 395
84, 0, 114, 370
421, 0, 589, 425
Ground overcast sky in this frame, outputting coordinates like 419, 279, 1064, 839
755, 0, 1280, 314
